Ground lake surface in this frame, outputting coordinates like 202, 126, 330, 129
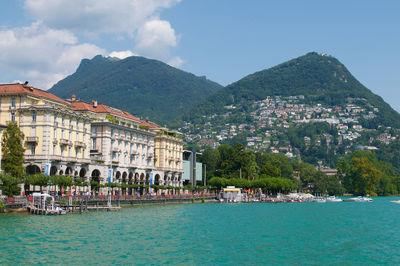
1, 197, 400, 265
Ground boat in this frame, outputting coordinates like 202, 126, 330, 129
390, 200, 400, 204
315, 197, 326, 203
325, 196, 343, 202
343, 196, 373, 202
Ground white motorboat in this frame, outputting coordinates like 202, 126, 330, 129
390, 200, 400, 204
315, 197, 326, 203
343, 196, 373, 202
325, 196, 343, 202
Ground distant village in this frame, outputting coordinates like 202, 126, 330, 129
180, 95, 399, 157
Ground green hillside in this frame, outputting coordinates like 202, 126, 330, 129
186, 52, 400, 128
49, 55, 222, 124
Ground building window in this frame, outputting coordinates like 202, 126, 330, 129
61, 129, 64, 139
111, 128, 114, 136
61, 145, 64, 156
69, 131, 72, 140
62, 115, 65, 125
30, 144, 35, 155
54, 128, 57, 138
31, 127, 36, 137
11, 97, 16, 107
92, 138, 96, 150
32, 111, 36, 122
11, 112, 15, 122
91, 126, 97, 135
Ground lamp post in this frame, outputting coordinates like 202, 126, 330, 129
0, 178, 3, 196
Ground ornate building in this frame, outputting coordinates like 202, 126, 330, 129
154, 129, 184, 187
0, 83, 184, 195
0, 83, 92, 179
70, 99, 183, 192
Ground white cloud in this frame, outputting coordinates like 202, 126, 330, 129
24, 0, 184, 66
0, 22, 105, 89
0, 1, 185, 89
135, 19, 179, 61
109, 50, 137, 59
24, 0, 181, 36
167, 56, 184, 68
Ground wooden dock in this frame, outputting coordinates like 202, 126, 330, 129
27, 206, 65, 215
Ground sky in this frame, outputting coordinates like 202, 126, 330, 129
0, 0, 399, 112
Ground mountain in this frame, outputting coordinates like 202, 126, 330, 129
49, 55, 222, 124
186, 52, 400, 128
181, 52, 400, 168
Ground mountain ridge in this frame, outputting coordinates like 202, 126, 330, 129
185, 52, 400, 128
49, 55, 222, 124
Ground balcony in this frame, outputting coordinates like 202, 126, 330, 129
26, 136, 39, 143
59, 138, 72, 146
74, 141, 85, 148
49, 155, 63, 161
90, 149, 101, 155
112, 147, 120, 153
52, 139, 58, 145
9, 106, 16, 110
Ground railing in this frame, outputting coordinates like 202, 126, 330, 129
59, 138, 70, 145
2, 194, 218, 210
26, 136, 39, 143
74, 141, 85, 148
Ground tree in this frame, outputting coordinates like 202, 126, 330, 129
348, 157, 382, 196
27, 174, 49, 192
200, 148, 220, 179
2, 122, 25, 179
0, 173, 21, 197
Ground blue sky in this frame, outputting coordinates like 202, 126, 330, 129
0, 0, 399, 112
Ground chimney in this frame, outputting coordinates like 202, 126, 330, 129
71, 94, 76, 101
92, 100, 98, 108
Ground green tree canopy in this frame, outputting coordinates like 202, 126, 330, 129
1, 122, 25, 179
0, 173, 21, 197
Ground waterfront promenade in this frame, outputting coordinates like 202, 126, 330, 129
2, 193, 217, 213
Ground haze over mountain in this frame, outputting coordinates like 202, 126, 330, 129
49, 55, 222, 124
185, 52, 400, 128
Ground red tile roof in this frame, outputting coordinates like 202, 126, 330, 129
0, 83, 68, 104
71, 101, 160, 128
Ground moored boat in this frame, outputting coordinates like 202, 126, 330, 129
390, 200, 400, 204
343, 196, 373, 202
315, 197, 326, 203
326, 196, 343, 202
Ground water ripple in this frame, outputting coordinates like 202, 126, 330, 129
1, 199, 400, 264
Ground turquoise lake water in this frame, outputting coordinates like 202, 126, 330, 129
1, 198, 400, 265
